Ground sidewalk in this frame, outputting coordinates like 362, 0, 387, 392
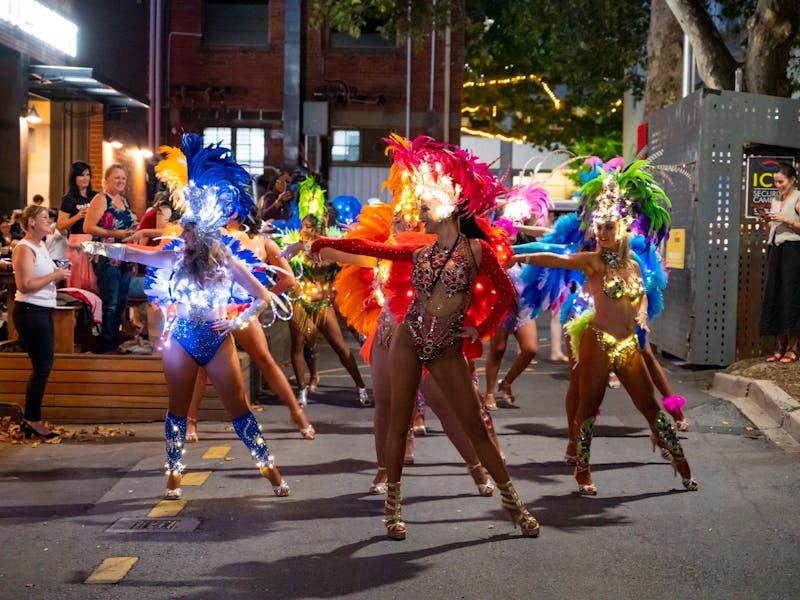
709, 359, 800, 451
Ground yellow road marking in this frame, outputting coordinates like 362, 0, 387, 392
181, 471, 211, 486
148, 500, 186, 517
203, 446, 230, 459
85, 556, 138, 584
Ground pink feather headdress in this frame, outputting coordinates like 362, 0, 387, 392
384, 135, 504, 222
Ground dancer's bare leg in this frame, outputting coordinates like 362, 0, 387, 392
317, 306, 366, 389
425, 345, 510, 486
204, 337, 287, 491
615, 352, 695, 486
483, 327, 508, 409
234, 322, 314, 438
573, 334, 611, 493
186, 368, 206, 441
385, 325, 423, 483
564, 334, 579, 462
640, 340, 672, 398
161, 342, 201, 493
502, 319, 538, 386
368, 335, 393, 491
421, 374, 493, 493
550, 309, 567, 360
288, 316, 308, 396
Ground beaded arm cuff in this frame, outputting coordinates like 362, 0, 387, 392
81, 241, 126, 261
311, 237, 416, 262
229, 298, 267, 330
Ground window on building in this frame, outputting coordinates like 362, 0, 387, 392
235, 128, 265, 174
331, 130, 361, 162
202, 127, 265, 175
203, 1, 269, 48
330, 15, 396, 49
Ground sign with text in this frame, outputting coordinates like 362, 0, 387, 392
665, 228, 685, 269
745, 156, 795, 218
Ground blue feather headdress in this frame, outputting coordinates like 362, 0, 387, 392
178, 134, 254, 236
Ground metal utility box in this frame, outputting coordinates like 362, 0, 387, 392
645, 90, 800, 366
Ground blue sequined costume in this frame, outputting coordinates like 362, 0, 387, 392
169, 317, 227, 366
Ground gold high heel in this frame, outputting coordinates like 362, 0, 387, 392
497, 481, 540, 537
385, 482, 406, 540
574, 464, 597, 496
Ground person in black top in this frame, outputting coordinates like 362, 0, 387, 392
57, 161, 95, 235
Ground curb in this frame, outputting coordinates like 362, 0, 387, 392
711, 373, 800, 451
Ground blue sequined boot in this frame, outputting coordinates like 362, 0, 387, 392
164, 412, 187, 499
231, 411, 290, 496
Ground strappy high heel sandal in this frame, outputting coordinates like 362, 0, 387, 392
574, 464, 597, 496
467, 463, 494, 496
165, 472, 182, 500
385, 482, 406, 540
483, 392, 498, 411
497, 481, 540, 537
403, 429, 415, 465
497, 379, 515, 406
185, 418, 198, 443
369, 467, 387, 495
260, 465, 291, 497
651, 435, 699, 491
290, 409, 316, 440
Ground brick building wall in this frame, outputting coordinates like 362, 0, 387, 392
165, 0, 464, 175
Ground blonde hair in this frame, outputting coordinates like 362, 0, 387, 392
20, 204, 49, 232
104, 163, 126, 180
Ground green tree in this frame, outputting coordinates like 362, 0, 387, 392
461, 0, 649, 152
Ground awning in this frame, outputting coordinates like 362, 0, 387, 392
27, 65, 149, 109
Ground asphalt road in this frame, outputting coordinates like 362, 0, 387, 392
1, 325, 799, 600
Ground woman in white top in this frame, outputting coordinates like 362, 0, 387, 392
12, 205, 70, 438
759, 163, 800, 363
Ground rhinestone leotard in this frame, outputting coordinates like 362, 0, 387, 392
405, 236, 475, 362
310, 236, 516, 363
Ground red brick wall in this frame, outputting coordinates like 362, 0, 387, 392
165, 0, 464, 161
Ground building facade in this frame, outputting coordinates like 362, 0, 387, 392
164, 0, 464, 203
0, 0, 151, 217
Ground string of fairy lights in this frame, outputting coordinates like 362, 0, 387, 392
461, 71, 623, 142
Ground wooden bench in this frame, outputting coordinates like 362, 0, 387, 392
0, 352, 251, 423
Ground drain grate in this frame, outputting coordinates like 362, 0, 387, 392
106, 517, 200, 533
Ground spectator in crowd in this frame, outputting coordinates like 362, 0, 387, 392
83, 163, 137, 353
12, 204, 70, 439
31, 194, 45, 206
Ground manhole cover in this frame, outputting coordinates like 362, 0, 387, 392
106, 517, 200, 533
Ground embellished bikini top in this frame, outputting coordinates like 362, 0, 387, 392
411, 235, 475, 299
603, 274, 645, 301
600, 249, 645, 301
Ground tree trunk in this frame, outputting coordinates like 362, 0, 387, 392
664, 0, 738, 90
744, 0, 800, 96
643, 0, 684, 116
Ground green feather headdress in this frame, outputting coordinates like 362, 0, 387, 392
577, 159, 672, 246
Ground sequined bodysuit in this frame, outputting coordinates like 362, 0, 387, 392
168, 269, 234, 366
311, 235, 515, 363
405, 236, 475, 362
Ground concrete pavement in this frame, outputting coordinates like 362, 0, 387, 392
1, 330, 799, 599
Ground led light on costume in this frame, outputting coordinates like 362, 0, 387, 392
413, 161, 462, 221
164, 412, 187, 475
